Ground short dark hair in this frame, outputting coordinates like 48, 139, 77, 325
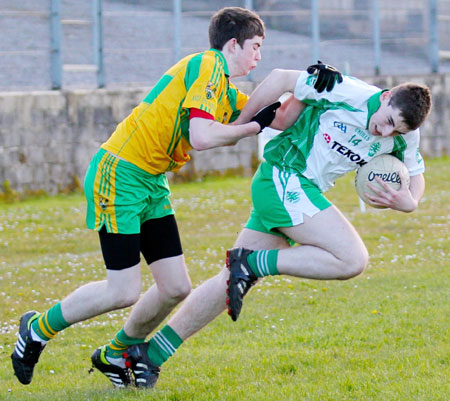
389, 83, 432, 131
209, 7, 265, 50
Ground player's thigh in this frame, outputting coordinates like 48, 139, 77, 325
106, 263, 141, 293
98, 227, 142, 294
234, 227, 291, 250
140, 216, 190, 295
98, 226, 141, 269
279, 205, 367, 261
140, 215, 182, 265
149, 255, 191, 298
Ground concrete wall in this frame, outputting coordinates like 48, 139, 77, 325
0, 76, 448, 194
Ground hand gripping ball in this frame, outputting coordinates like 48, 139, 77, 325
355, 154, 410, 208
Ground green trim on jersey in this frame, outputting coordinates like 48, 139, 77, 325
167, 101, 184, 168
391, 135, 407, 162
209, 48, 230, 76
264, 98, 361, 174
365, 90, 386, 128
184, 53, 203, 89
143, 75, 173, 104
228, 88, 243, 123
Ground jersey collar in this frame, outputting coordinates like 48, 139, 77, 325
366, 89, 388, 129
209, 48, 230, 77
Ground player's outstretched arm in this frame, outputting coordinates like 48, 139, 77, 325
189, 117, 260, 150
190, 102, 282, 150
234, 62, 342, 129
234, 69, 302, 125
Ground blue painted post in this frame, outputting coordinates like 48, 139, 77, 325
311, 0, 319, 62
173, 0, 181, 64
93, 0, 105, 87
429, 0, 439, 73
373, 0, 381, 75
245, 0, 254, 9
50, 0, 62, 89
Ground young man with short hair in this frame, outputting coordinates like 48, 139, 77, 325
10, 7, 339, 388
225, 71, 431, 321
11, 6, 267, 388
119, 69, 431, 386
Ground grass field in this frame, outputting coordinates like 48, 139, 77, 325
0, 157, 449, 401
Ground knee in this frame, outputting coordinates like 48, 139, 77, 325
160, 280, 192, 303
109, 284, 141, 309
339, 246, 369, 280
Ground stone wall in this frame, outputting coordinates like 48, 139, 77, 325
0, 76, 448, 194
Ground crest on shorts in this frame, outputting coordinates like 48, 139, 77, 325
286, 191, 300, 203
205, 81, 216, 99
99, 197, 109, 211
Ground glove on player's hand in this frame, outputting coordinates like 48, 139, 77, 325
250, 101, 281, 133
306, 60, 343, 93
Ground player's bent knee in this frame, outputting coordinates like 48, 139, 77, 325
339, 246, 369, 279
120, 295, 139, 308
161, 280, 192, 303
108, 284, 141, 309
114, 291, 140, 309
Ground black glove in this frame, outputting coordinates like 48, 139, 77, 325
250, 101, 281, 133
306, 60, 343, 93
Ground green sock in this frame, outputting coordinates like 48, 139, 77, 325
106, 328, 144, 358
31, 303, 71, 341
146, 325, 183, 367
247, 250, 279, 277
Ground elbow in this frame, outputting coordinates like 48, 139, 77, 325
190, 133, 209, 151
268, 68, 297, 93
191, 140, 210, 151
268, 69, 285, 85
405, 200, 420, 213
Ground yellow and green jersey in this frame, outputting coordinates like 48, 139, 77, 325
101, 49, 249, 175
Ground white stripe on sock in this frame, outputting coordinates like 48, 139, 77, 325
257, 250, 269, 276
154, 332, 176, 355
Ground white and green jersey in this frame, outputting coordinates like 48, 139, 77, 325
263, 72, 425, 192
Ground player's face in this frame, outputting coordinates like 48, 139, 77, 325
234, 35, 263, 76
369, 91, 409, 137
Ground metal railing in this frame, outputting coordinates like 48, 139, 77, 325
0, 0, 449, 91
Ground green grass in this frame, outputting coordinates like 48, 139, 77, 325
0, 157, 449, 401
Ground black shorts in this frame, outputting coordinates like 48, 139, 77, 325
98, 215, 183, 270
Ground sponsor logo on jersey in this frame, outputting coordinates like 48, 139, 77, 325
353, 127, 371, 141
323, 133, 331, 143
368, 142, 381, 157
333, 121, 347, 133
222, 111, 228, 123
416, 148, 423, 164
306, 75, 316, 87
331, 141, 368, 167
205, 81, 217, 99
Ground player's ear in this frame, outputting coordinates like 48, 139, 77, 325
380, 91, 392, 102
224, 38, 238, 53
